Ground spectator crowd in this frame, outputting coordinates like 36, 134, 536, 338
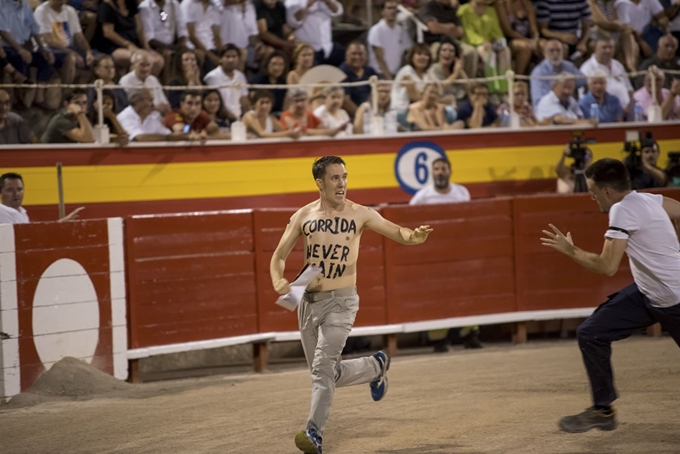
0, 0, 679, 145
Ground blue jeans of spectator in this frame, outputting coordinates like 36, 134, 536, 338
314, 42, 346, 67
2, 47, 53, 82
577, 283, 680, 407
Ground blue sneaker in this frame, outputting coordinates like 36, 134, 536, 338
295, 428, 322, 454
370, 351, 390, 401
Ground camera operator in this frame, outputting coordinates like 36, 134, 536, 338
556, 144, 592, 194
624, 139, 668, 190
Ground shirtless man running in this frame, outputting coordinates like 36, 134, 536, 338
270, 156, 433, 454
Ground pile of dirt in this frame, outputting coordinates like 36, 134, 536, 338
4, 357, 133, 408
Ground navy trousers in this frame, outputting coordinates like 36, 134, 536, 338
577, 283, 680, 407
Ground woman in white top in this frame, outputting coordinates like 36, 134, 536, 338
243, 90, 301, 139
312, 87, 352, 137
391, 43, 434, 113
426, 39, 469, 106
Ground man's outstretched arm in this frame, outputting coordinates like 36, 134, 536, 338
541, 224, 627, 276
364, 208, 432, 245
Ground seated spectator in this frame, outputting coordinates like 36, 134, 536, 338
286, 43, 314, 86
427, 38, 468, 106
249, 51, 289, 115
89, 89, 130, 145
202, 89, 231, 129
255, 0, 296, 56
353, 81, 394, 134
498, 81, 538, 126
457, 0, 511, 93
535, 0, 591, 60
182, 0, 222, 74
589, 0, 639, 72
0, 0, 55, 108
339, 42, 379, 117
42, 88, 96, 144
407, 83, 461, 131
87, 54, 129, 114
662, 0, 680, 52
495, 0, 541, 75
163, 90, 228, 140
221, 0, 272, 73
167, 49, 204, 109
453, 82, 499, 128
0, 43, 28, 86
633, 70, 680, 120
530, 39, 585, 109
93, 0, 164, 75
368, 1, 413, 80
391, 43, 434, 113
204, 44, 251, 121
242, 90, 301, 139
0, 89, 33, 144
120, 50, 171, 115
579, 70, 624, 122
615, 0, 669, 58
580, 37, 634, 112
418, 0, 478, 78
117, 88, 192, 142
637, 34, 680, 89
280, 87, 347, 136
285, 0, 345, 66
625, 137, 668, 189
35, 0, 94, 85
139, 0, 188, 80
313, 86, 353, 137
536, 73, 593, 125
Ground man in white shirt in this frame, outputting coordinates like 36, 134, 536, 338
119, 50, 171, 115
203, 44, 251, 120
219, 0, 270, 72
542, 158, 680, 433
285, 0, 345, 66
118, 89, 192, 142
182, 0, 222, 72
615, 0, 669, 56
536, 73, 593, 125
580, 38, 634, 112
409, 158, 481, 351
368, 1, 413, 79
139, 0, 188, 57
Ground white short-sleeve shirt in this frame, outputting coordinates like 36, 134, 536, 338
117, 106, 171, 141
614, 0, 664, 32
182, 0, 221, 50
579, 56, 633, 108
605, 191, 680, 307
34, 2, 82, 47
118, 72, 170, 108
0, 204, 29, 224
535, 91, 584, 121
285, 0, 342, 57
219, 1, 258, 49
139, 0, 187, 46
409, 183, 471, 205
203, 67, 248, 118
367, 19, 413, 76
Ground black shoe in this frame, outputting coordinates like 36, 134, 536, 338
463, 331, 483, 349
559, 407, 617, 433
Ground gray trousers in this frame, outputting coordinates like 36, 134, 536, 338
298, 287, 380, 435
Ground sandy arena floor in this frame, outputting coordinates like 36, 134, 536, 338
1, 337, 679, 454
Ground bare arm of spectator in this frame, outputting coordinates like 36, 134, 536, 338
257, 19, 294, 49
135, 15, 152, 51
372, 46, 393, 80
244, 112, 301, 139
212, 24, 223, 51
587, 0, 623, 31
352, 103, 368, 134
72, 32, 94, 66
426, 20, 464, 39
556, 146, 572, 180
662, 80, 680, 119
576, 18, 590, 54
407, 105, 443, 131
64, 104, 96, 143
538, 23, 578, 45
496, 0, 526, 39
666, 0, 680, 20
402, 75, 422, 103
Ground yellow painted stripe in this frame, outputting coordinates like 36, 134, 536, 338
17, 139, 680, 206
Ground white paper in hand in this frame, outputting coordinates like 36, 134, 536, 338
275, 264, 322, 311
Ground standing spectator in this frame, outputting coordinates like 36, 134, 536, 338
453, 82, 499, 128
87, 54, 129, 114
578, 70, 624, 122
339, 42, 379, 117
427, 38, 468, 107
496, 0, 541, 75
118, 88, 194, 141
242, 89, 300, 138
35, 0, 94, 85
286, 43, 314, 86
255, 0, 296, 56
536, 73, 593, 125
202, 89, 230, 128
615, 0, 669, 57
163, 90, 227, 139
119, 50, 171, 114
535, 0, 592, 59
280, 87, 347, 136
93, 0, 164, 75
220, 0, 271, 73
313, 86, 353, 137
661, 0, 680, 52
391, 43, 434, 113
167, 49, 203, 109
0, 90, 33, 145
418, 0, 479, 78
42, 89, 96, 144
139, 0, 188, 81
637, 34, 680, 89
457, 0, 512, 93
367, 1, 413, 80
182, 0, 222, 74
588, 0, 639, 72
530, 39, 585, 109
580, 37, 634, 112
249, 51, 288, 114
0, 0, 55, 108
204, 44, 251, 120
633, 69, 680, 120
285, 0, 345, 66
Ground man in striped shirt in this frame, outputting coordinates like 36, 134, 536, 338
536, 0, 592, 60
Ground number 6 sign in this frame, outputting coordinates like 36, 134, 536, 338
394, 141, 447, 195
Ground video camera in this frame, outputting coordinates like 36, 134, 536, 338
569, 131, 595, 193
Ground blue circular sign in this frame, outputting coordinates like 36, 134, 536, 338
394, 141, 447, 195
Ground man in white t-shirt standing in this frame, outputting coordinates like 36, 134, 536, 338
0, 173, 83, 224
368, 1, 413, 80
542, 158, 680, 433
285, 0, 344, 66
204, 44, 250, 120
410, 157, 482, 351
